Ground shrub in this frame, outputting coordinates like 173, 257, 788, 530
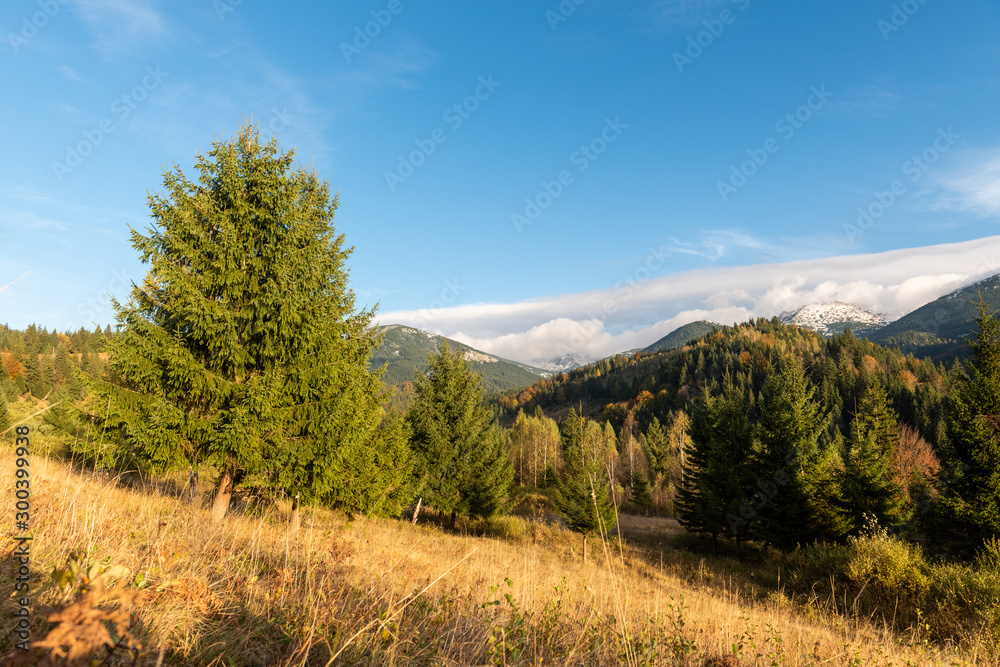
843, 527, 930, 608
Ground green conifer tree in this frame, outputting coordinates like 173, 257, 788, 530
90, 124, 409, 522
628, 470, 653, 509
752, 358, 848, 549
678, 377, 756, 556
939, 300, 1000, 552
843, 375, 906, 531
406, 343, 509, 525
555, 409, 617, 535
644, 416, 669, 479
540, 464, 559, 489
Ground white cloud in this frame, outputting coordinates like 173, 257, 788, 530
378, 236, 1000, 367
930, 148, 1000, 216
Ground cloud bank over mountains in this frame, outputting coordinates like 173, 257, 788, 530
378, 236, 1000, 367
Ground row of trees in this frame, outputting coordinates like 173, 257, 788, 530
677, 305, 999, 557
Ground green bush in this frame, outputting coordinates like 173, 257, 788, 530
924, 562, 1000, 643
843, 528, 930, 607
480, 515, 530, 541
787, 526, 1000, 647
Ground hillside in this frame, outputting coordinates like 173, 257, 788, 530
498, 317, 952, 448
371, 324, 548, 394
868, 273, 1000, 357
0, 408, 978, 665
642, 320, 720, 353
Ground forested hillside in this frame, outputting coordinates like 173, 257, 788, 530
371, 324, 548, 394
499, 317, 951, 452
868, 273, 1000, 359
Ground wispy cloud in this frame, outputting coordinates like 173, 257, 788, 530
0, 209, 70, 232
57, 65, 89, 83
643, 0, 733, 31
70, 0, 167, 54
824, 82, 907, 119
927, 147, 1000, 217
378, 236, 1000, 367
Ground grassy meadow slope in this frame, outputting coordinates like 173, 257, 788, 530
1, 398, 990, 666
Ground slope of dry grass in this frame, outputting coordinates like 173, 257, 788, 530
0, 407, 992, 665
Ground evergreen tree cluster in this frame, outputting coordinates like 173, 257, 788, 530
0, 324, 109, 400
672, 305, 1000, 556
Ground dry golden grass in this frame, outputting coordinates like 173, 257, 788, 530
0, 425, 993, 665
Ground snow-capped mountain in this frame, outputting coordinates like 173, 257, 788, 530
531, 352, 595, 373
779, 302, 888, 337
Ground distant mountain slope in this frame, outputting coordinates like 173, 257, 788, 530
868, 273, 1000, 351
371, 325, 549, 394
780, 302, 886, 337
643, 320, 719, 353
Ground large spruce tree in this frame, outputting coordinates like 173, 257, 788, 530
752, 357, 848, 549
91, 124, 411, 522
554, 408, 617, 535
406, 343, 512, 525
939, 299, 1000, 552
842, 375, 906, 532
678, 377, 756, 556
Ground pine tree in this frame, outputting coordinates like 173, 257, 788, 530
644, 416, 669, 479
752, 358, 847, 549
406, 343, 509, 525
460, 424, 514, 519
677, 378, 756, 556
628, 470, 653, 509
53, 342, 72, 386
555, 409, 616, 535
540, 464, 559, 489
843, 375, 906, 531
24, 354, 51, 398
90, 124, 409, 522
939, 299, 1000, 552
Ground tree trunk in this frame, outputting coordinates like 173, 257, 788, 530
211, 470, 233, 524
583, 534, 588, 565
188, 467, 199, 507
438, 510, 444, 528
449, 510, 456, 530
289, 495, 300, 534
411, 497, 422, 525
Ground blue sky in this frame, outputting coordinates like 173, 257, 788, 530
2, 0, 1000, 364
